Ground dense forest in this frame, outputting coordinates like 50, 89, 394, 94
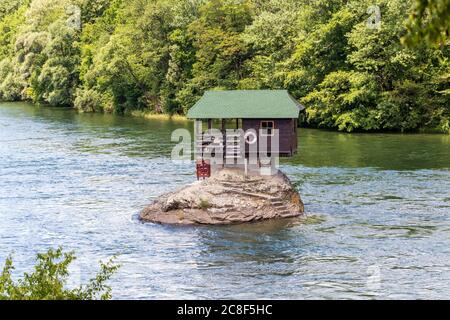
0, 0, 449, 132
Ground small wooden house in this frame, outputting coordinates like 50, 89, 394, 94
187, 90, 304, 177
188, 89, 303, 152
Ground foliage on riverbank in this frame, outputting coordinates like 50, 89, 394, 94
129, 110, 188, 122
0, 247, 119, 300
0, 0, 449, 132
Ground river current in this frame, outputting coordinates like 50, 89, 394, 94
1, 102, 449, 299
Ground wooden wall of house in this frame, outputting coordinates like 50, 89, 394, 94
242, 119, 297, 156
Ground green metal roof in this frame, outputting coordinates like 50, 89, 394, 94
186, 90, 304, 119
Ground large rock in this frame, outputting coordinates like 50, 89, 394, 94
139, 168, 304, 225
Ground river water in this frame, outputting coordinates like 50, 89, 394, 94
1, 102, 449, 299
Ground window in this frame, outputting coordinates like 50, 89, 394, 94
260, 121, 275, 136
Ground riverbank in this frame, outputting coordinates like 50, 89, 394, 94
2, 100, 448, 134
128, 110, 188, 122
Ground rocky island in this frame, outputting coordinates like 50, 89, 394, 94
139, 168, 304, 225
139, 89, 306, 225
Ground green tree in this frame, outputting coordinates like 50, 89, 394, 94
182, 0, 253, 104
78, 0, 183, 114
31, 19, 81, 106
0, 247, 119, 300
0, 0, 448, 132
0, 0, 26, 20
0, 1, 26, 60
291, 0, 449, 132
238, 0, 301, 90
281, 1, 357, 98
404, 0, 450, 46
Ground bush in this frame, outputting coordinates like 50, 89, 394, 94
0, 247, 119, 300
74, 88, 106, 112
0, 58, 22, 101
199, 198, 212, 210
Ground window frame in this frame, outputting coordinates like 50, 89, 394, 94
260, 120, 275, 137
